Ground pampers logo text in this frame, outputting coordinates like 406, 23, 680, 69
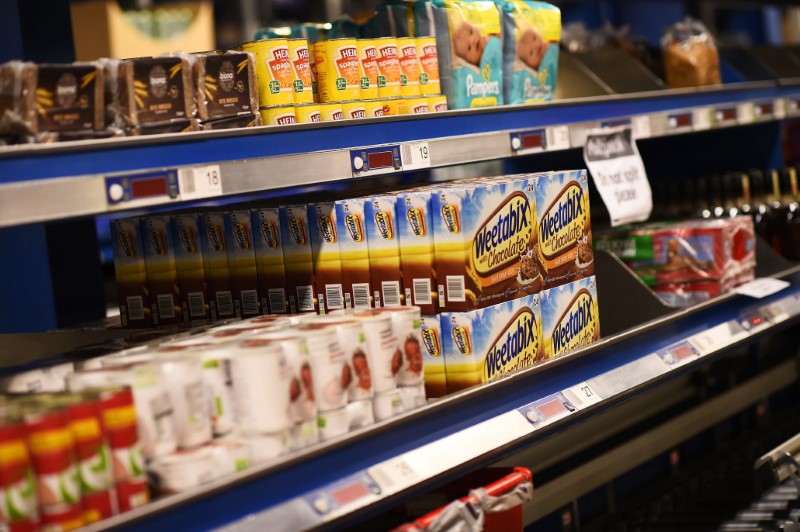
484, 308, 538, 381
473, 192, 532, 275
539, 183, 585, 258
466, 71, 500, 99
551, 289, 595, 357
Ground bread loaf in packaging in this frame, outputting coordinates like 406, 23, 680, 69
118, 56, 194, 126
0, 61, 38, 136
194, 51, 258, 121
662, 18, 720, 89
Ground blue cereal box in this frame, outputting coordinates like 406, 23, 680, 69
442, 293, 543, 392
540, 275, 600, 360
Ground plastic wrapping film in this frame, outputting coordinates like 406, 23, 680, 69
662, 17, 721, 89
194, 51, 259, 121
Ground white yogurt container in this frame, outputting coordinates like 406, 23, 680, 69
210, 438, 250, 479
331, 309, 400, 393
373, 388, 404, 421
399, 382, 427, 411
159, 355, 213, 449
150, 445, 215, 493
373, 306, 424, 386
317, 407, 349, 442
346, 399, 375, 430
242, 430, 291, 464
294, 323, 348, 412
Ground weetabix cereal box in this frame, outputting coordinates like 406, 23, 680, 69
432, 177, 541, 311
110, 217, 151, 327
279, 204, 316, 313
541, 276, 600, 360
533, 170, 594, 289
251, 207, 288, 314
225, 210, 261, 317
140, 215, 181, 326
396, 188, 438, 314
419, 314, 446, 398
364, 194, 405, 307
336, 198, 373, 309
199, 212, 236, 321
307, 202, 345, 313
442, 293, 542, 393
171, 214, 210, 323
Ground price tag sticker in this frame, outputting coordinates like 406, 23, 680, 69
583, 126, 653, 226
401, 142, 431, 171
692, 108, 712, 131
733, 278, 790, 299
774, 98, 787, 119
563, 382, 603, 410
737, 102, 755, 124
179, 165, 223, 200
545, 125, 570, 151
631, 115, 651, 139
367, 457, 420, 493
689, 321, 745, 356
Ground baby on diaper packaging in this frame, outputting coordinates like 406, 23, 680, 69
499, 0, 560, 104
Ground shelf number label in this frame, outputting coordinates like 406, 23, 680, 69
367, 457, 419, 492
545, 125, 570, 150
402, 142, 431, 171
564, 382, 602, 409
737, 102, 755, 124
631, 115, 651, 139
179, 164, 223, 200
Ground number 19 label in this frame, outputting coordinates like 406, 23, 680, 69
403, 142, 432, 171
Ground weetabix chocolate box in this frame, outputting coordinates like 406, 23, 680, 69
279, 204, 315, 313
110, 217, 151, 327
541, 276, 600, 360
171, 213, 210, 322
532, 170, 594, 289
396, 188, 438, 314
225, 210, 261, 317
419, 314, 446, 398
307, 202, 345, 313
364, 194, 405, 307
336, 198, 373, 309
251, 207, 288, 314
140, 215, 181, 326
432, 176, 541, 311
198, 212, 236, 321
442, 293, 543, 393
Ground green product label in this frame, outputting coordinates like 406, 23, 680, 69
293, 79, 304, 93
336, 77, 346, 90
360, 77, 369, 89
377, 75, 387, 88
269, 80, 280, 94
400, 74, 408, 87
420, 73, 429, 85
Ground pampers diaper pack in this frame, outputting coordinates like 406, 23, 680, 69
499, 0, 560, 104
416, 0, 503, 109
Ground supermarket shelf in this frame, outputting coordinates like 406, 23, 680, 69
71, 260, 800, 531
2, 81, 800, 228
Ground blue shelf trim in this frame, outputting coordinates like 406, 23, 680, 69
0, 84, 793, 184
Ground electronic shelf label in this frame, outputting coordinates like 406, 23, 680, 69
753, 100, 777, 120
105, 170, 179, 207
510, 126, 570, 155
303, 471, 382, 520
656, 340, 700, 368
351, 143, 431, 177
714, 106, 738, 126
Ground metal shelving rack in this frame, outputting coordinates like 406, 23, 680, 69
4, 74, 800, 529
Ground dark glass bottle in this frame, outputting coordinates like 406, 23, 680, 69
780, 167, 800, 260
695, 176, 713, 219
721, 173, 739, 217
750, 169, 780, 248
736, 172, 753, 218
708, 174, 726, 218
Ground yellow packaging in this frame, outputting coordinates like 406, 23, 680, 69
397, 37, 423, 97
406, 97, 429, 114
341, 101, 367, 120
295, 103, 322, 123
311, 38, 363, 102
363, 100, 386, 118
416, 37, 441, 95
357, 40, 380, 100
241, 39, 295, 106
381, 97, 408, 116
318, 102, 344, 121
259, 105, 297, 126
308, 45, 319, 102
287, 38, 314, 104
427, 94, 448, 112
374, 37, 402, 98
419, 315, 446, 398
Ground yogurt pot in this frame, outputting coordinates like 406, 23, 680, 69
293, 323, 348, 412
68, 366, 178, 460
242, 430, 291, 464
210, 438, 250, 480
229, 339, 292, 434
346, 399, 375, 430
150, 445, 215, 493
399, 382, 427, 411
299, 316, 374, 402
373, 388, 404, 421
158, 355, 213, 449
371, 306, 424, 386
243, 315, 299, 327
183, 344, 237, 437
331, 310, 400, 393
317, 407, 349, 442
291, 418, 319, 450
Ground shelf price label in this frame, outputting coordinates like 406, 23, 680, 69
367, 457, 420, 492
754, 101, 776, 120
631, 115, 652, 139
563, 382, 603, 410
714, 106, 738, 125
689, 321, 746, 357
737, 102, 755, 124
401, 142, 432, 171
692, 108, 712, 131
178, 165, 223, 200
774, 98, 787, 119
546, 125, 570, 150
351, 146, 401, 177
583, 126, 653, 226
517, 392, 576, 429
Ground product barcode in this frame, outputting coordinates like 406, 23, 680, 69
353, 283, 371, 308
297, 285, 315, 312
157, 294, 176, 319
180, 171, 196, 194
187, 292, 206, 318
127, 296, 145, 321
413, 278, 432, 305
326, 284, 344, 310
446, 276, 466, 302
241, 289, 259, 316
382, 282, 401, 307
216, 291, 235, 316
268, 289, 286, 314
